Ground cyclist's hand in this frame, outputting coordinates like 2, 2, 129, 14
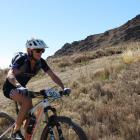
63, 88, 71, 96
16, 86, 28, 95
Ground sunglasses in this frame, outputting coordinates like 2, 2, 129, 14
34, 49, 45, 53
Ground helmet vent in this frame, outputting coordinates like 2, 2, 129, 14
33, 41, 37, 46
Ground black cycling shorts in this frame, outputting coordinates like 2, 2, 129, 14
3, 79, 16, 99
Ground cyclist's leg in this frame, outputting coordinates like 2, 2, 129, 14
10, 90, 33, 133
23, 117, 32, 140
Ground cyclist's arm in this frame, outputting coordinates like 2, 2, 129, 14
46, 69, 64, 90
7, 68, 21, 87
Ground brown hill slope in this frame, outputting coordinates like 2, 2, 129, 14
54, 14, 140, 56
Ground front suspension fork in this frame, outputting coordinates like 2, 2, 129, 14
44, 106, 65, 140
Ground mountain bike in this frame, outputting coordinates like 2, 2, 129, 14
0, 88, 88, 140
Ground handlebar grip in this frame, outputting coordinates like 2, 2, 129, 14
59, 90, 71, 96
59, 91, 64, 96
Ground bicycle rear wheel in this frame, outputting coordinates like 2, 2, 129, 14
0, 112, 15, 140
41, 116, 88, 140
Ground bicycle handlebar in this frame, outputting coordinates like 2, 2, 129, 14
14, 88, 70, 115
27, 89, 69, 99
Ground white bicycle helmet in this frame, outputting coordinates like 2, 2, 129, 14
26, 38, 48, 49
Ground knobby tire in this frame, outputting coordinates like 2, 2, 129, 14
0, 112, 15, 140
41, 116, 88, 140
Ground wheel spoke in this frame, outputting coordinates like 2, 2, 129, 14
0, 112, 15, 140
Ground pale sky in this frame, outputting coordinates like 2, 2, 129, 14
0, 0, 140, 68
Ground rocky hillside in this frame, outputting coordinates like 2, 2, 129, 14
54, 14, 140, 56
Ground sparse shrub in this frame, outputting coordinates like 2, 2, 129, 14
77, 72, 87, 83
58, 61, 71, 68
88, 71, 96, 81
96, 49, 106, 57
73, 54, 91, 64
93, 68, 110, 81
70, 80, 79, 89
120, 120, 140, 140
57, 57, 71, 68
80, 86, 88, 94
48, 56, 72, 70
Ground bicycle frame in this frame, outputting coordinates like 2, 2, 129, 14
0, 99, 50, 140
27, 98, 52, 140
0, 88, 64, 140
1, 88, 88, 140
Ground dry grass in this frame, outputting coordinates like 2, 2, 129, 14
0, 68, 8, 88
0, 42, 140, 140
48, 46, 123, 70
64, 62, 140, 140
49, 43, 140, 140
122, 49, 140, 64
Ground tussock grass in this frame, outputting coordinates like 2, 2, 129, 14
57, 61, 71, 68
122, 50, 135, 64
122, 49, 140, 64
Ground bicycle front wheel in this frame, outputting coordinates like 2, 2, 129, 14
0, 112, 15, 140
41, 116, 88, 140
